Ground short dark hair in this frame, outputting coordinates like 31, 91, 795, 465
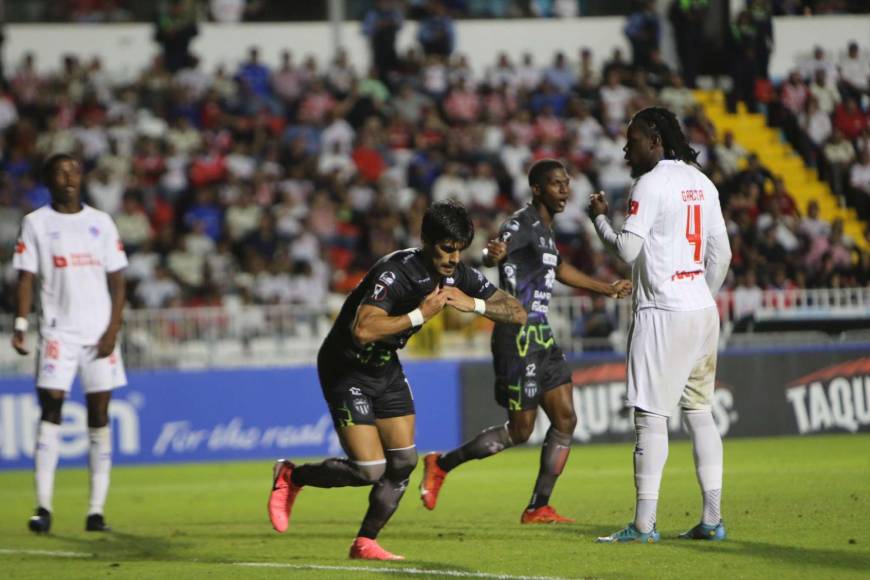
41, 153, 77, 184
421, 200, 474, 248
528, 159, 565, 189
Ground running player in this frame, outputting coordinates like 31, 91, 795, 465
589, 107, 732, 543
267, 201, 527, 560
419, 159, 631, 523
12, 153, 128, 534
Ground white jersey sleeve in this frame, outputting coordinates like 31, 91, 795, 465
12, 216, 39, 273
102, 215, 128, 273
621, 174, 660, 240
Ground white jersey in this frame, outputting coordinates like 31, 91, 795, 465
621, 160, 727, 312
13, 204, 128, 344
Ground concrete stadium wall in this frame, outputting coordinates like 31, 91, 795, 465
4, 15, 868, 82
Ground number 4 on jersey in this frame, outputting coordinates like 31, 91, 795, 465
685, 204, 702, 263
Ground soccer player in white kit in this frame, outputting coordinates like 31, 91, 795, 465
11, 153, 128, 534
589, 107, 732, 543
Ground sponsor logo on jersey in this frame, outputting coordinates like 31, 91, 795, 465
379, 271, 397, 286
53, 255, 68, 268
785, 358, 870, 434
542, 253, 558, 266
629, 200, 639, 215
371, 283, 387, 301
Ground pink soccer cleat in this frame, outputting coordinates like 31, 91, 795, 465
419, 452, 447, 511
348, 537, 405, 560
520, 505, 576, 524
268, 459, 303, 533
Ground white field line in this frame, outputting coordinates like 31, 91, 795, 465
0, 548, 93, 558
0, 548, 582, 579
233, 562, 579, 579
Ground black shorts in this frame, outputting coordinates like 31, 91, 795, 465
317, 352, 415, 429
493, 346, 572, 411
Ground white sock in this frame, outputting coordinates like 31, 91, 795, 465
35, 421, 60, 512
88, 426, 112, 516
683, 409, 723, 525
633, 411, 669, 533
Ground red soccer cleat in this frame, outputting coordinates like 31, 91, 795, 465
520, 505, 576, 524
268, 459, 303, 533
349, 537, 405, 560
419, 452, 447, 511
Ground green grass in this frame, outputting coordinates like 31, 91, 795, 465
1, 434, 869, 579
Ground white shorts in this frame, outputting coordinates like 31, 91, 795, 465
626, 307, 719, 417
36, 337, 127, 394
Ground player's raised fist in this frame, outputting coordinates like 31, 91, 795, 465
484, 239, 507, 264
588, 191, 609, 218
419, 287, 448, 320
441, 285, 475, 313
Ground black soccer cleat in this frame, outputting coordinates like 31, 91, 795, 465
28, 507, 52, 534
85, 513, 112, 532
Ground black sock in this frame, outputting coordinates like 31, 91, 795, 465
437, 423, 514, 472
292, 458, 376, 488
527, 427, 572, 509
357, 476, 408, 540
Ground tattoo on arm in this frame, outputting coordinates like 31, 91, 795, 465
484, 290, 528, 325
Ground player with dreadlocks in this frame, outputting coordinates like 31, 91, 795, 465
588, 107, 732, 543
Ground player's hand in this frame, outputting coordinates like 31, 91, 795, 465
588, 191, 609, 218
484, 239, 507, 264
96, 330, 118, 358
419, 287, 448, 320
440, 285, 475, 313
611, 279, 632, 299
11, 331, 28, 355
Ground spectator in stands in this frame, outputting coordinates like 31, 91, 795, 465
668, 0, 708, 88
799, 97, 832, 162
748, 0, 773, 79
833, 97, 867, 141
599, 70, 633, 132
838, 41, 870, 101
800, 46, 837, 86
727, 10, 759, 113
576, 295, 616, 351
624, 0, 660, 71
154, 0, 199, 73
418, 1, 456, 58
363, 0, 404, 86
713, 130, 748, 178
809, 69, 840, 115
848, 148, 870, 220
823, 128, 856, 198
543, 52, 576, 95
732, 270, 764, 326
135, 263, 181, 308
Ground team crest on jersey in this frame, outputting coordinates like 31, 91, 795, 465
629, 200, 639, 215
372, 283, 387, 301
524, 380, 538, 399
507, 219, 520, 232
500, 231, 512, 243
445, 276, 455, 286
353, 397, 371, 416
89, 225, 100, 237
379, 271, 397, 286
539, 236, 547, 247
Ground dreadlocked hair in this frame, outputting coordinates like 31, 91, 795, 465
632, 107, 699, 166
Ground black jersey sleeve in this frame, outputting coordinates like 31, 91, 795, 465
454, 263, 499, 300
359, 263, 411, 314
499, 215, 531, 259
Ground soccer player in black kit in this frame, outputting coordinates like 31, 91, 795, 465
268, 201, 527, 560
420, 160, 631, 523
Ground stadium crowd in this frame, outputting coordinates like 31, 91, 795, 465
0, 6, 867, 336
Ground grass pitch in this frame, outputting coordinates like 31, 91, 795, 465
1, 434, 868, 579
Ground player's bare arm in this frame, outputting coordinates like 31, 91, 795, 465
97, 270, 127, 358
555, 262, 631, 299
352, 288, 447, 345
482, 239, 507, 268
442, 286, 527, 325
11, 270, 34, 355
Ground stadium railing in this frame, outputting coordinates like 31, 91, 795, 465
0, 287, 867, 374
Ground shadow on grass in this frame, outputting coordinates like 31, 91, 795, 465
668, 538, 870, 573
49, 530, 181, 562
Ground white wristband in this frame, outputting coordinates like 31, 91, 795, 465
473, 298, 486, 315
14, 317, 28, 333
407, 308, 425, 327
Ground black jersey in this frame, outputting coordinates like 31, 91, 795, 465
321, 248, 498, 372
492, 204, 561, 357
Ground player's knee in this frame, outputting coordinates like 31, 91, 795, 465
352, 460, 387, 484
508, 421, 534, 444
385, 446, 417, 481
38, 392, 64, 424
87, 412, 110, 429
552, 410, 577, 435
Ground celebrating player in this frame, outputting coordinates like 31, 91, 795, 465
419, 159, 631, 524
12, 153, 128, 534
267, 200, 527, 560
590, 107, 732, 543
